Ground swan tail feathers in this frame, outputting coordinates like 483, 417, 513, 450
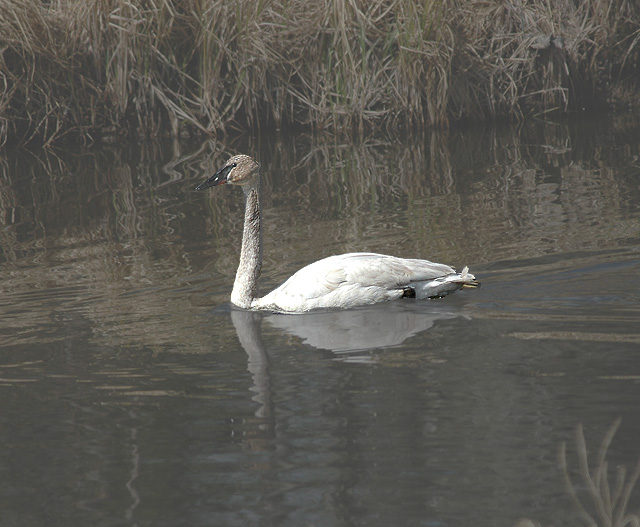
457, 266, 480, 289
412, 266, 480, 299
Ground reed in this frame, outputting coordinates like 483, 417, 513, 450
1, 0, 639, 146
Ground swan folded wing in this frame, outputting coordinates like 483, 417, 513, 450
343, 254, 456, 287
284, 253, 454, 293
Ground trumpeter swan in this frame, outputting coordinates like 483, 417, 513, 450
196, 154, 478, 313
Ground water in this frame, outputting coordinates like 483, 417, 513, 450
1, 117, 640, 526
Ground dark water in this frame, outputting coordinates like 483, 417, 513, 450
1, 117, 640, 527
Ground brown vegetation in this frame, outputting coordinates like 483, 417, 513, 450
1, 0, 639, 146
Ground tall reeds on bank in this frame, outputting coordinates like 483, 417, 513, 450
1, 0, 639, 146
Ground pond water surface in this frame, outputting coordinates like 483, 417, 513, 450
1, 117, 640, 527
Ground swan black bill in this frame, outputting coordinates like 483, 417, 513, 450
195, 164, 234, 190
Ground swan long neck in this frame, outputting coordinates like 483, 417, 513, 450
231, 182, 262, 309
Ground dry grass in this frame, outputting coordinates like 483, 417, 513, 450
1, 0, 639, 146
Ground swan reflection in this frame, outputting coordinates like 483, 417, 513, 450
230, 309, 272, 420
231, 302, 467, 418
264, 302, 463, 355
232, 301, 466, 359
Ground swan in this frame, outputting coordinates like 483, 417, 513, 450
196, 154, 479, 313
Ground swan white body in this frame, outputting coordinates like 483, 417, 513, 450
253, 253, 474, 312
196, 155, 478, 313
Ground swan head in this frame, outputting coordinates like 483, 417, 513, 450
195, 154, 260, 190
